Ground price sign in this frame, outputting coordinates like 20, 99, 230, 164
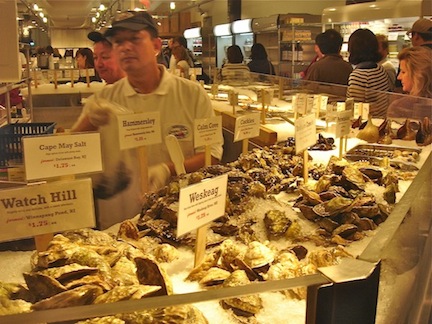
177, 174, 228, 237
193, 67, 202, 76
362, 103, 370, 119
234, 113, 260, 142
295, 113, 316, 154
335, 110, 352, 138
23, 133, 102, 181
117, 112, 162, 150
194, 116, 223, 148
0, 178, 95, 242
294, 93, 308, 115
72, 70, 80, 80
64, 70, 71, 78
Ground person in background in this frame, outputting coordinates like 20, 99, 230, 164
305, 29, 352, 85
387, 46, 432, 119
300, 43, 323, 79
171, 45, 191, 79
247, 43, 275, 75
71, 11, 222, 229
346, 29, 390, 118
376, 34, 396, 91
168, 36, 194, 72
221, 45, 250, 84
75, 47, 102, 82
407, 18, 432, 49
88, 31, 126, 84
395, 18, 432, 91
46, 45, 62, 58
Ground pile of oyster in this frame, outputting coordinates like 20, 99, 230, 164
0, 223, 208, 323
186, 239, 352, 320
294, 157, 397, 245
138, 145, 325, 245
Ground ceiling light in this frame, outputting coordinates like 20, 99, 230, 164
170, 2, 176, 10
92, 17, 96, 23
42, 17, 47, 23
33, 4, 39, 11
39, 12, 44, 18
99, 4, 106, 11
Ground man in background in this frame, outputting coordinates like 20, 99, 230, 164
305, 29, 353, 85
376, 34, 396, 91
407, 18, 432, 49
88, 31, 126, 84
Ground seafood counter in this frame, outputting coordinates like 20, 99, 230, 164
0, 138, 430, 323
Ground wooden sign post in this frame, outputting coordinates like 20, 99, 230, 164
193, 116, 224, 266
294, 114, 316, 185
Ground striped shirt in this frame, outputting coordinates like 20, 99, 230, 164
221, 63, 251, 85
347, 64, 390, 118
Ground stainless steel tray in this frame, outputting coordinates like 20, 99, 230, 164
345, 144, 422, 171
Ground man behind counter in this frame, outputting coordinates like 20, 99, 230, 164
87, 31, 126, 85
72, 11, 223, 229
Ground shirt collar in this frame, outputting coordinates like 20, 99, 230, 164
123, 65, 172, 97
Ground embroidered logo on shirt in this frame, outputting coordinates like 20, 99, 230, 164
168, 125, 189, 139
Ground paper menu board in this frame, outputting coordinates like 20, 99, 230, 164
295, 114, 316, 154
23, 133, 102, 181
233, 113, 260, 142
194, 116, 223, 148
117, 112, 162, 150
177, 174, 228, 237
0, 178, 95, 242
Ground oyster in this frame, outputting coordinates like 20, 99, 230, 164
199, 267, 231, 287
31, 285, 103, 311
153, 244, 179, 263
39, 263, 99, 284
149, 305, 209, 324
299, 186, 322, 205
94, 285, 161, 304
0, 297, 32, 315
23, 272, 67, 301
117, 220, 140, 241
217, 239, 247, 271
264, 209, 292, 237
332, 224, 358, 239
135, 257, 173, 295
243, 241, 275, 269
313, 196, 353, 218
220, 270, 263, 317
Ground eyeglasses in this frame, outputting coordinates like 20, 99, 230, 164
407, 31, 416, 39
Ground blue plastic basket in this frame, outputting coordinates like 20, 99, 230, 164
0, 122, 56, 167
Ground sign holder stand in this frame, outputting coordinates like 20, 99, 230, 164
260, 89, 267, 125
53, 70, 58, 89
303, 149, 309, 184
86, 68, 90, 87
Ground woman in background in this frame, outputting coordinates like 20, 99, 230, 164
247, 43, 275, 75
171, 46, 191, 79
387, 46, 432, 119
347, 29, 390, 117
221, 45, 250, 84
76, 47, 102, 82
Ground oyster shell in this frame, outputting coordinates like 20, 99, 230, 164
221, 270, 263, 317
264, 209, 292, 237
313, 196, 353, 218
23, 272, 67, 301
39, 263, 98, 285
153, 244, 179, 263
243, 241, 275, 269
199, 267, 231, 287
135, 257, 173, 295
94, 285, 161, 304
31, 285, 103, 311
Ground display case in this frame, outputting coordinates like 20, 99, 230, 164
0, 73, 431, 324
253, 14, 321, 78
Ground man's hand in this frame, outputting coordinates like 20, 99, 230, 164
87, 99, 114, 127
148, 163, 171, 192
